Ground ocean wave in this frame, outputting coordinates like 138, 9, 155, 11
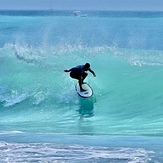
1, 43, 163, 135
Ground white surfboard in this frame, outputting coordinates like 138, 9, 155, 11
75, 83, 93, 98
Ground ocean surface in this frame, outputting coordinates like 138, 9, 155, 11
1, 10, 163, 162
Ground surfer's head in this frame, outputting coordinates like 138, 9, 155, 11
84, 63, 90, 70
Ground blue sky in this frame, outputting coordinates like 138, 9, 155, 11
0, 0, 163, 11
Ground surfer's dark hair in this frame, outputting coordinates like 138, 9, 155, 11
84, 63, 90, 68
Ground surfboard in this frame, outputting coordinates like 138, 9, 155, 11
75, 83, 93, 98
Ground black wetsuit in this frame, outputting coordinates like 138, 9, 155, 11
69, 65, 88, 80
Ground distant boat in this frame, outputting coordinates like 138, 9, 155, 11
73, 11, 81, 16
73, 11, 87, 17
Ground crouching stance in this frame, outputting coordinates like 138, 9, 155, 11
64, 63, 96, 92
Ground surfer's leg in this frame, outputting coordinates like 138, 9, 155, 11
70, 72, 80, 81
79, 78, 86, 92
82, 72, 88, 83
70, 72, 76, 79
71, 72, 86, 91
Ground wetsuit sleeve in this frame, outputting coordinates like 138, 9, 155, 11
65, 66, 82, 74
69, 67, 75, 72
64, 67, 74, 72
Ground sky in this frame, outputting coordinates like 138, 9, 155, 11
0, 0, 163, 11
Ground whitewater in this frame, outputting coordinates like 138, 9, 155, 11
1, 10, 163, 162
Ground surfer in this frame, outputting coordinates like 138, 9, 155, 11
64, 63, 96, 92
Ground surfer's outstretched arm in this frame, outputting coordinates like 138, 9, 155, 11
89, 68, 96, 77
64, 69, 70, 72
64, 67, 76, 72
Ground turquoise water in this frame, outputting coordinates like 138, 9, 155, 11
1, 10, 163, 162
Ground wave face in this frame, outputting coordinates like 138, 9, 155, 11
1, 10, 163, 162
1, 11, 163, 136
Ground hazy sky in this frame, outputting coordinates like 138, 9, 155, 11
0, 0, 163, 11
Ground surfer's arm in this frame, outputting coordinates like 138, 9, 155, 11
64, 67, 75, 72
89, 68, 96, 77
64, 69, 70, 72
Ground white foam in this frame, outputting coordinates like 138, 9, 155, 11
3, 92, 27, 107
0, 142, 153, 162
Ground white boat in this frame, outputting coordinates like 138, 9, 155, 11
73, 11, 87, 17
